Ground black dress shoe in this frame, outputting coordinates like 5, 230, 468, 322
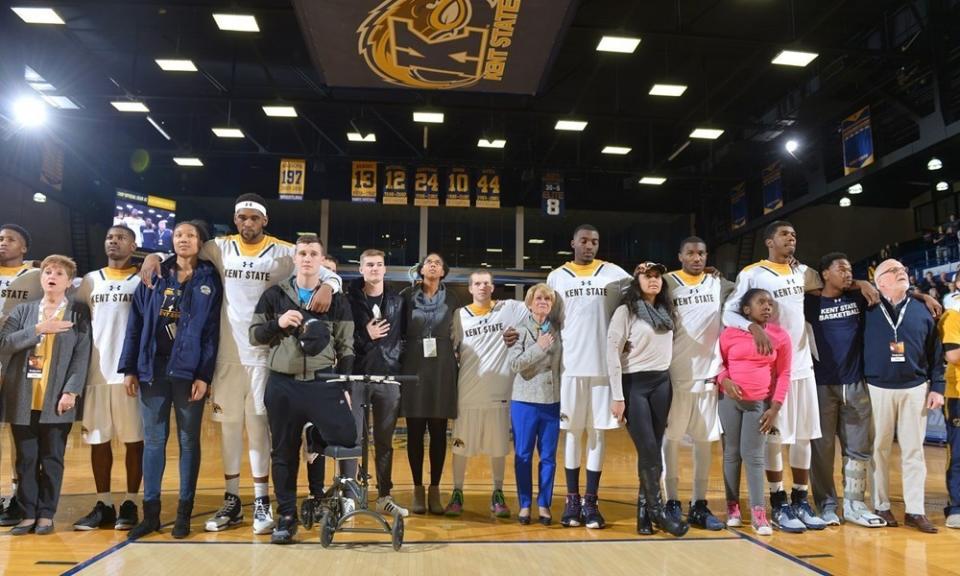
539, 515, 552, 526
518, 514, 531, 525
10, 522, 36, 536
36, 521, 55, 535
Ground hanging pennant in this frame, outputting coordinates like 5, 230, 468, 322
382, 164, 409, 205
351, 160, 378, 203
445, 166, 471, 207
476, 168, 501, 208
414, 166, 440, 207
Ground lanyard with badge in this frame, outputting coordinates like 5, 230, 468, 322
28, 300, 67, 379
880, 298, 910, 363
421, 294, 439, 359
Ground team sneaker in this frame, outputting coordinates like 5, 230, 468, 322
820, 506, 842, 526
665, 500, 683, 524
205, 492, 243, 532
490, 489, 511, 518
582, 494, 605, 529
791, 489, 827, 530
770, 491, 806, 533
376, 496, 410, 518
0, 496, 24, 527
73, 501, 117, 531
561, 494, 583, 527
271, 514, 297, 545
751, 506, 773, 536
252, 496, 275, 535
341, 479, 362, 516
445, 489, 464, 517
688, 500, 725, 531
726, 501, 742, 527
115, 500, 139, 531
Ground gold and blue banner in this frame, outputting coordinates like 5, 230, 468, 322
730, 182, 747, 231
761, 161, 783, 215
382, 164, 408, 205
445, 166, 471, 207
278, 158, 306, 201
841, 105, 874, 175
413, 166, 440, 207
476, 168, 501, 208
541, 172, 564, 217
351, 160, 378, 203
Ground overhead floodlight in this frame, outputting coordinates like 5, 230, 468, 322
937, 181, 950, 192
342, 244, 357, 249
555, 119, 587, 131
347, 132, 376, 142
147, 116, 171, 141
173, 157, 203, 167
213, 13, 259, 32
40, 95, 79, 110
486, 248, 503, 253
262, 105, 297, 117
212, 127, 244, 138
602, 146, 631, 155
413, 111, 444, 123
596, 36, 641, 53
771, 50, 819, 67
13, 97, 47, 127
539, 265, 552, 270
155, 59, 198, 72
28, 82, 55, 92
690, 128, 724, 140
785, 139, 799, 153
33, 192, 47, 203
847, 183, 863, 195
928, 157, 943, 171
639, 176, 666, 185
24, 66, 45, 83
556, 250, 573, 256
839, 197, 851, 207
11, 7, 64, 24
111, 101, 149, 113
649, 84, 687, 97
528, 239, 545, 244
478, 138, 506, 148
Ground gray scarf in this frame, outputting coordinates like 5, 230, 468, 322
633, 300, 674, 332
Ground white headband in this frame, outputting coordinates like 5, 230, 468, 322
235, 200, 267, 217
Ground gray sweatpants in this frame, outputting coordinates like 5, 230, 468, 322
719, 395, 767, 508
809, 381, 873, 512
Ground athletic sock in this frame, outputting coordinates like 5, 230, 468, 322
585, 469, 601, 496
226, 477, 241, 497
254, 482, 269, 499
769, 481, 784, 494
97, 492, 113, 507
123, 493, 137, 505
565, 467, 581, 494
794, 484, 808, 493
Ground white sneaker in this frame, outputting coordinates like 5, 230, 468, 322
946, 514, 960, 529
820, 508, 842, 526
252, 496, 275, 535
342, 497, 356, 515
376, 495, 410, 518
844, 499, 886, 528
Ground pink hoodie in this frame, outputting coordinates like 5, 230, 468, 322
716, 324, 792, 403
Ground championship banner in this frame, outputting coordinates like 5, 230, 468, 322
40, 139, 63, 191
293, 0, 578, 94
841, 105, 875, 175
382, 164, 409, 205
413, 166, 440, 207
730, 182, 747, 231
351, 160, 378, 203
761, 161, 783, 215
445, 166, 471, 207
541, 171, 564, 217
278, 158, 306, 201
475, 168, 501, 208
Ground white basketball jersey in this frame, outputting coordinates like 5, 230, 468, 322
0, 265, 42, 322
547, 260, 630, 378
666, 271, 724, 387
454, 300, 528, 407
78, 267, 140, 386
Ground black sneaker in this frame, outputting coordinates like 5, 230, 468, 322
204, 492, 243, 532
688, 500, 724, 531
665, 500, 683, 524
560, 494, 583, 527
0, 496, 24, 527
582, 494, 605, 529
73, 501, 117, 531
271, 514, 298, 545
115, 500, 139, 531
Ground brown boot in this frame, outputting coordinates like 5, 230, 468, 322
411, 485, 426, 515
904, 514, 938, 533
428, 485, 444, 515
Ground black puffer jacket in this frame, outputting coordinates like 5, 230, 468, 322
346, 277, 405, 376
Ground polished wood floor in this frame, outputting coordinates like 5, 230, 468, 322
0, 419, 958, 576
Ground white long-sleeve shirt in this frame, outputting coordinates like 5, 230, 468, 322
606, 304, 673, 401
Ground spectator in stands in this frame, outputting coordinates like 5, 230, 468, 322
935, 227, 950, 264
880, 245, 892, 261
939, 273, 951, 294
922, 272, 936, 293
929, 287, 941, 302
868, 261, 878, 283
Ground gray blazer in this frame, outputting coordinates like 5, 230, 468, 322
509, 314, 562, 404
0, 299, 91, 425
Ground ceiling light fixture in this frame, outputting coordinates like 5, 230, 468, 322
839, 197, 851, 207
213, 13, 259, 32
155, 59, 197, 72
147, 116, 171, 141
784, 139, 799, 153
347, 132, 376, 142
847, 183, 863, 195
649, 83, 687, 97
928, 157, 943, 171
40, 95, 79, 110
771, 50, 819, 67
555, 119, 587, 131
212, 127, 244, 138
11, 7, 64, 24
111, 101, 149, 113
413, 111, 444, 123
690, 128, 724, 140
596, 35, 641, 53
173, 157, 203, 167
262, 105, 297, 117
602, 146, 632, 155
478, 138, 506, 148
13, 97, 47, 127
937, 181, 950, 192
639, 176, 666, 185
528, 239, 545, 244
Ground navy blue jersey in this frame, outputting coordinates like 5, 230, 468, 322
804, 292, 865, 385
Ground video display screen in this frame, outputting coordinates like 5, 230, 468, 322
114, 189, 177, 253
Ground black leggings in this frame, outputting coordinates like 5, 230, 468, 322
406, 417, 447, 486
622, 371, 673, 474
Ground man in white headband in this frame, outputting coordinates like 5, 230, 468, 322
140, 192, 342, 536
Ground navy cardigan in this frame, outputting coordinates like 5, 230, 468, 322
863, 297, 945, 394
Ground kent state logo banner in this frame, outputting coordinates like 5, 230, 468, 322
293, 0, 577, 94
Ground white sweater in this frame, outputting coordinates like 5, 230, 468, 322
606, 304, 673, 401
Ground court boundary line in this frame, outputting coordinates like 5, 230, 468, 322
733, 530, 831, 575
125, 535, 742, 546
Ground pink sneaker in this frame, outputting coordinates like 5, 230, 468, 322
751, 505, 772, 536
726, 501, 742, 527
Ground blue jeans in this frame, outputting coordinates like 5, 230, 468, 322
139, 357, 205, 503
510, 401, 560, 509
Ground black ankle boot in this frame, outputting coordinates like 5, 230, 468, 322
637, 493, 654, 535
172, 499, 193, 539
128, 500, 161, 540
641, 467, 688, 538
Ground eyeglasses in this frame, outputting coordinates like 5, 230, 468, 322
878, 265, 908, 277
424, 258, 443, 266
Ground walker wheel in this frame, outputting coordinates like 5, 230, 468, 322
319, 511, 335, 548
391, 515, 404, 551
301, 500, 315, 530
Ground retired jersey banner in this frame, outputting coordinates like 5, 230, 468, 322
382, 164, 409, 205
278, 158, 306, 201
293, 0, 578, 94
413, 166, 440, 207
541, 171, 564, 217
475, 168, 501, 208
445, 166, 471, 207
351, 160, 378, 203
730, 182, 747, 231
761, 161, 783, 214
841, 105, 875, 175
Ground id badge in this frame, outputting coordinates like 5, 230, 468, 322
26, 353, 44, 379
890, 341, 906, 363
166, 323, 177, 341
423, 337, 438, 358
